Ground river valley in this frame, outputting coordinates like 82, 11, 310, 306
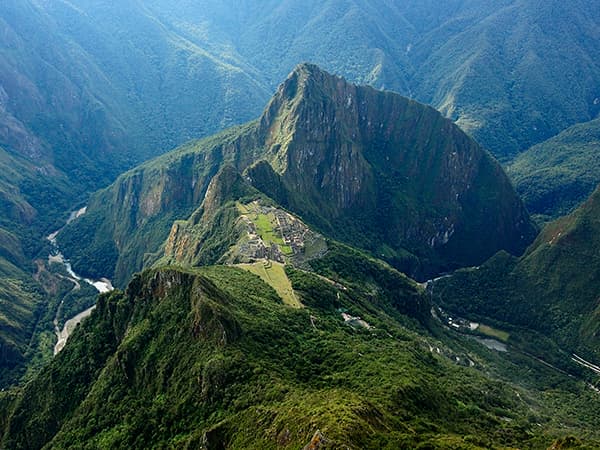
47, 207, 114, 355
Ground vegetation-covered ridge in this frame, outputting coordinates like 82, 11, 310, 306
2, 264, 600, 449
60, 63, 536, 286
508, 117, 600, 222
433, 184, 600, 360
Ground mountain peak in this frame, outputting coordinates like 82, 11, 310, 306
261, 63, 348, 125
289, 62, 324, 78
255, 64, 537, 278
286, 62, 336, 88
64, 64, 536, 283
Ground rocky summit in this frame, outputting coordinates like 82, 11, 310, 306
59, 64, 537, 285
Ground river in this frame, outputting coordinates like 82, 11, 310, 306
472, 337, 508, 352
47, 207, 114, 355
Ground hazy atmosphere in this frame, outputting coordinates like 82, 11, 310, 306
1, 1, 600, 448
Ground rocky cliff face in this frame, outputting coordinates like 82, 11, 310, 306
256, 64, 537, 277
434, 184, 600, 359
161, 165, 259, 267
63, 64, 536, 284
58, 124, 265, 286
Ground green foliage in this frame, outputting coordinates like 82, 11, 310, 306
57, 208, 120, 281
4, 266, 600, 449
308, 242, 429, 323
508, 118, 600, 222
4, 290, 129, 449
433, 186, 600, 361
0, 264, 45, 386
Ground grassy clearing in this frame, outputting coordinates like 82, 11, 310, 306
236, 260, 301, 308
238, 202, 293, 256
236, 202, 250, 215
254, 213, 283, 244
478, 324, 510, 342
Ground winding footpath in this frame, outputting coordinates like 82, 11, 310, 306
572, 354, 600, 376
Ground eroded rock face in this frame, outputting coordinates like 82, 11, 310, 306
302, 430, 328, 450
69, 63, 536, 283
257, 64, 537, 277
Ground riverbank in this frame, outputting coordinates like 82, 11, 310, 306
48, 207, 114, 355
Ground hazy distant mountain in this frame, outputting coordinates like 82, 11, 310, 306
0, 0, 269, 189
509, 117, 600, 222
3, 0, 598, 190
412, 0, 600, 158
139, 0, 600, 158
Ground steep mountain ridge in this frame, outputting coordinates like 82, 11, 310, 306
256, 64, 536, 272
58, 121, 267, 287
508, 117, 600, 222
60, 64, 536, 286
3, 264, 600, 448
434, 184, 600, 359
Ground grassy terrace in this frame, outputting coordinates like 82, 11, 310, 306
478, 324, 510, 342
238, 202, 294, 255
236, 260, 301, 308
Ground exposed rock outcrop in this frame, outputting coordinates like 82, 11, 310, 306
65, 63, 536, 284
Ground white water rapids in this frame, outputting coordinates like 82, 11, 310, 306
47, 207, 114, 354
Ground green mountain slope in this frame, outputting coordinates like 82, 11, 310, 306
2, 264, 600, 449
0, 228, 45, 386
141, 0, 600, 158
0, 0, 270, 189
0, 147, 74, 250
0, 146, 77, 386
0, 0, 134, 189
60, 64, 536, 286
413, 0, 600, 159
433, 185, 600, 360
508, 117, 600, 222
